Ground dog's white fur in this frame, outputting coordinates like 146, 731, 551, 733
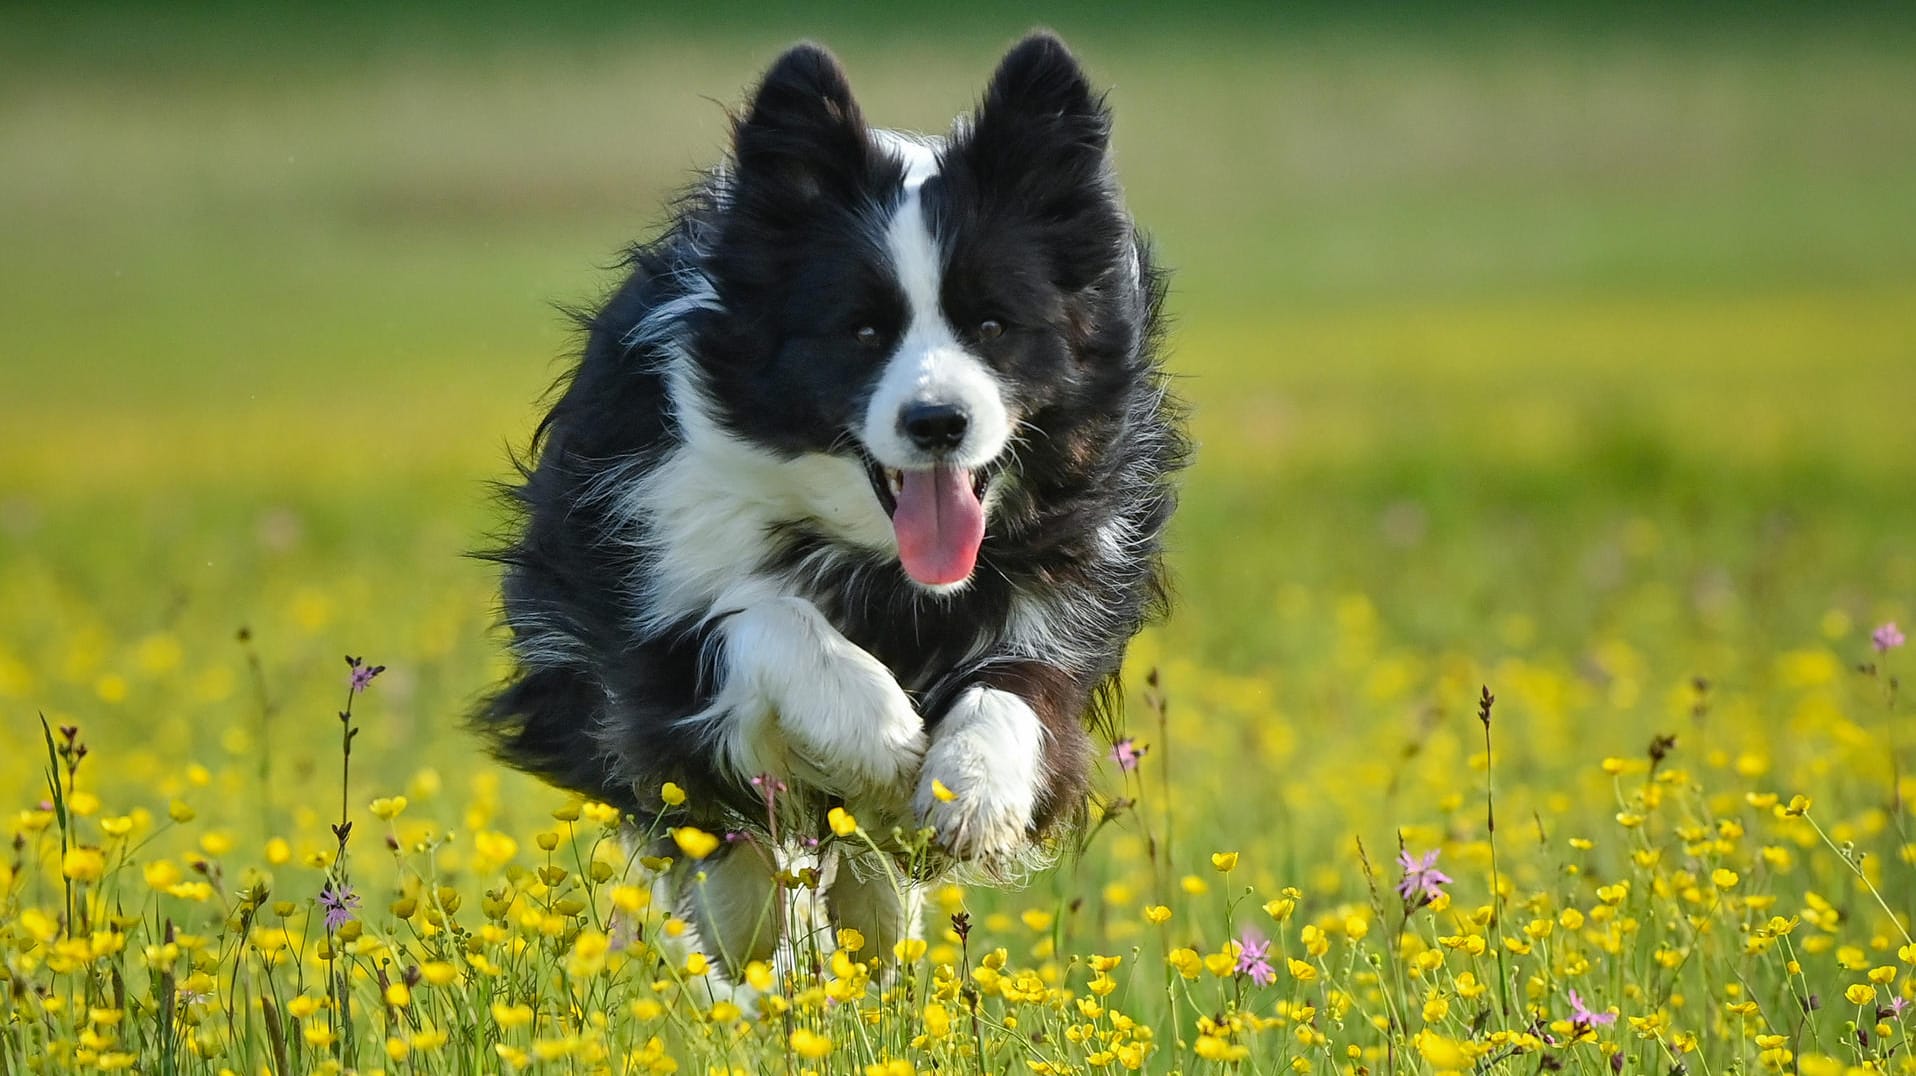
916, 685, 1047, 860
686, 583, 926, 799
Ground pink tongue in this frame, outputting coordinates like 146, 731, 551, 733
892, 466, 985, 586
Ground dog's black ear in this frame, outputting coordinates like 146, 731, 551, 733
733, 43, 873, 203
959, 32, 1125, 290
965, 32, 1113, 214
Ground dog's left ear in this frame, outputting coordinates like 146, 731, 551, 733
961, 32, 1124, 285
967, 33, 1113, 205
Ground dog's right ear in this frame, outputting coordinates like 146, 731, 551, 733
733, 43, 873, 203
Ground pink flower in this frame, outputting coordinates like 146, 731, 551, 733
1110, 738, 1145, 773
1874, 622, 1905, 654
346, 655, 385, 692
1569, 989, 1617, 1027
1395, 849, 1452, 904
1235, 928, 1275, 986
318, 879, 360, 931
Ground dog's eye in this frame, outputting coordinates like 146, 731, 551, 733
853, 326, 882, 349
977, 319, 1005, 341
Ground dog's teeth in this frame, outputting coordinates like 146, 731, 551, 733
886, 469, 904, 495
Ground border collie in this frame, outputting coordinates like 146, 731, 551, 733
479, 31, 1186, 976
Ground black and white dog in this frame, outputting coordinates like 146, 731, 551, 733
480, 31, 1186, 972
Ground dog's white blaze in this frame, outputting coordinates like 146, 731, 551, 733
916, 686, 1044, 860
861, 141, 1011, 472
686, 586, 925, 794
873, 129, 939, 191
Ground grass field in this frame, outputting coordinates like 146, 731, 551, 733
3, 6, 1915, 1073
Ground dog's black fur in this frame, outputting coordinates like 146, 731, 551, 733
478, 33, 1187, 851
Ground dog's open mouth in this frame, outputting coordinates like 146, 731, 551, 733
863, 457, 992, 587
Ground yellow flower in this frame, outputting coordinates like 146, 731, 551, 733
491, 1001, 534, 1029
828, 807, 858, 837
1288, 958, 1317, 982
789, 1028, 831, 1059
671, 826, 720, 859
1180, 874, 1208, 895
1711, 869, 1739, 889
894, 938, 927, 963
1845, 984, 1876, 1006
62, 847, 105, 883
931, 779, 957, 803
660, 782, 687, 806
369, 796, 407, 820
1167, 948, 1201, 980
1210, 851, 1239, 872
684, 952, 709, 976
420, 961, 457, 986
1416, 1031, 1470, 1069
611, 885, 650, 914
1143, 904, 1172, 924
143, 859, 182, 890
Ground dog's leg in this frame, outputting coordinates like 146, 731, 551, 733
680, 843, 782, 975
644, 841, 782, 1008
826, 850, 922, 960
914, 662, 1094, 864
700, 593, 925, 799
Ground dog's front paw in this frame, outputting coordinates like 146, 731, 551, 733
775, 633, 926, 797
914, 687, 1043, 863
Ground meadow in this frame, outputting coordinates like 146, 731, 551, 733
3, 6, 1915, 1072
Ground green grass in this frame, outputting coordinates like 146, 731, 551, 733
2, 8, 1915, 1073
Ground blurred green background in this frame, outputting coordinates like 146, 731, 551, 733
3, 3, 1914, 845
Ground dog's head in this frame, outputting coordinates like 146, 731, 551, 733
693, 33, 1148, 590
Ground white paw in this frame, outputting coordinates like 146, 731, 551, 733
718, 596, 925, 797
778, 640, 926, 796
915, 687, 1043, 861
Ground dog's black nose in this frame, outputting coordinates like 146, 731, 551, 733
900, 403, 970, 452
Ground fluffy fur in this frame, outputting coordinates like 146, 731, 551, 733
478, 31, 1187, 971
